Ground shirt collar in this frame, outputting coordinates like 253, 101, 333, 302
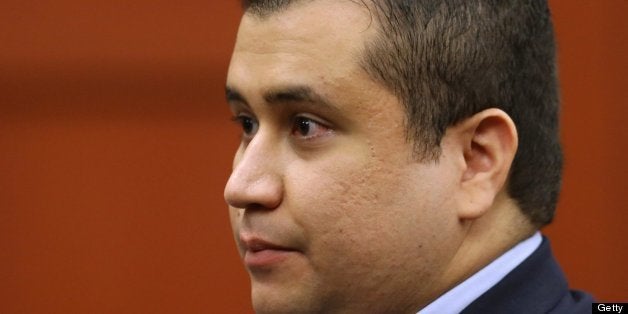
419, 231, 542, 314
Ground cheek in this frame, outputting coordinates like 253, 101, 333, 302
287, 151, 418, 254
289, 153, 379, 223
287, 148, 459, 253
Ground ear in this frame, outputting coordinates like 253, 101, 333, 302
448, 108, 518, 220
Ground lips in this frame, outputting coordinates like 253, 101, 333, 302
245, 238, 290, 252
240, 235, 299, 268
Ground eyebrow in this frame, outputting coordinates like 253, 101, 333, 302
225, 85, 336, 111
225, 86, 247, 105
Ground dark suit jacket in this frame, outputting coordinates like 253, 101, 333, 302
461, 237, 594, 314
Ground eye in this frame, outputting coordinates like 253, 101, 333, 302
291, 116, 332, 140
232, 114, 259, 139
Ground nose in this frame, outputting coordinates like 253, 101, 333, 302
224, 136, 283, 211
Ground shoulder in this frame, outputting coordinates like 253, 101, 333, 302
462, 237, 594, 314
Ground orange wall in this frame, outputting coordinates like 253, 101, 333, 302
0, 1, 625, 313
543, 0, 627, 302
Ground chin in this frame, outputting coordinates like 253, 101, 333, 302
250, 283, 325, 314
252, 294, 308, 314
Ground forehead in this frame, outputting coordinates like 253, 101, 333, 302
227, 0, 376, 92
237, 0, 373, 49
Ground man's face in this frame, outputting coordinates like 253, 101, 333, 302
225, 1, 464, 312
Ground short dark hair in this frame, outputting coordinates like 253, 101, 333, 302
239, 0, 562, 227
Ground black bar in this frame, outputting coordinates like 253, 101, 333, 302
593, 303, 628, 314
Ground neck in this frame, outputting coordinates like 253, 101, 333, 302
424, 193, 536, 308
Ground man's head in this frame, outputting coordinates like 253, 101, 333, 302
224, 0, 560, 312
